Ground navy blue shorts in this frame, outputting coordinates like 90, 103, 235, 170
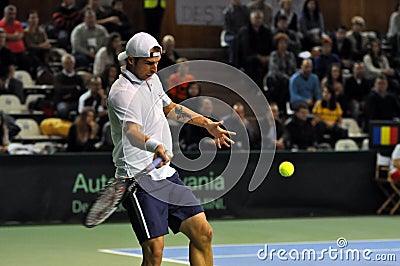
122, 172, 204, 244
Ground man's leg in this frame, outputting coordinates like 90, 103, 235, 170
180, 212, 213, 266
141, 236, 164, 266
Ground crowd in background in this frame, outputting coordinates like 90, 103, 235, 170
0, 0, 400, 154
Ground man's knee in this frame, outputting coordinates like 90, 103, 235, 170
142, 238, 164, 264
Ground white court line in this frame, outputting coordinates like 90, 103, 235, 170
99, 249, 190, 265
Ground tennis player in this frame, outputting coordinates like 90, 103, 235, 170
107, 32, 234, 266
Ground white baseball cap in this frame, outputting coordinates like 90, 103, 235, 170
118, 32, 162, 61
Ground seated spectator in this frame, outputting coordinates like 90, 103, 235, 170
274, 0, 298, 32
53, 54, 85, 115
344, 62, 371, 122
158, 35, 180, 70
388, 2, 400, 40
78, 76, 108, 134
51, 0, 82, 50
180, 97, 217, 152
346, 16, 369, 62
93, 32, 121, 76
66, 107, 99, 152
83, 0, 111, 23
0, 5, 37, 78
299, 0, 325, 50
100, 0, 135, 41
265, 33, 297, 112
289, 58, 321, 109
71, 9, 109, 68
331, 25, 352, 70
246, 0, 273, 29
365, 75, 400, 129
273, 14, 301, 55
389, 144, 400, 183
223, 0, 250, 66
167, 58, 195, 103
222, 102, 255, 150
321, 63, 346, 114
0, 112, 9, 153
100, 64, 119, 94
24, 10, 52, 67
312, 85, 347, 145
255, 102, 285, 150
284, 102, 317, 150
314, 36, 341, 79
237, 9, 273, 89
181, 82, 202, 112
0, 28, 24, 103
363, 38, 399, 95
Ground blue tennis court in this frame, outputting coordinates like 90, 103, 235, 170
100, 239, 400, 265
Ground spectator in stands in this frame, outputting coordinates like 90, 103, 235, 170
0, 113, 9, 153
51, 0, 82, 50
158, 35, 180, 70
71, 9, 109, 68
53, 53, 85, 115
344, 62, 371, 122
237, 9, 273, 89
273, 14, 301, 55
265, 33, 297, 112
363, 38, 399, 95
346, 16, 369, 62
270, 102, 285, 150
312, 85, 347, 145
66, 106, 99, 152
321, 63, 346, 113
83, 0, 111, 23
246, 0, 273, 29
387, 2, 400, 40
0, 5, 36, 78
331, 25, 352, 70
365, 75, 400, 127
100, 64, 119, 94
314, 36, 341, 79
167, 58, 195, 103
180, 97, 217, 152
0, 28, 24, 103
222, 102, 255, 150
100, 0, 135, 41
274, 0, 298, 32
24, 10, 52, 67
284, 102, 317, 150
143, 0, 166, 40
78, 76, 107, 114
299, 0, 325, 50
93, 32, 121, 76
223, 0, 250, 66
182, 82, 202, 112
289, 59, 321, 109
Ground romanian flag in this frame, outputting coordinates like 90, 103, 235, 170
372, 126, 399, 145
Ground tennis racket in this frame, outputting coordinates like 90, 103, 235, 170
84, 151, 173, 228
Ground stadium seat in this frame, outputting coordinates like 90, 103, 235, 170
0, 94, 25, 113
24, 94, 46, 110
341, 118, 368, 138
14, 70, 34, 86
15, 118, 42, 138
334, 139, 359, 151
375, 153, 400, 215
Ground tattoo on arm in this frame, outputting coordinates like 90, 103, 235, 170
175, 106, 192, 122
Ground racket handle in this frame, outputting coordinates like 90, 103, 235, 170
150, 151, 174, 170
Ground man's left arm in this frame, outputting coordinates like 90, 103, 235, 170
163, 102, 235, 148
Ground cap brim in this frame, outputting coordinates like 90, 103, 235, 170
118, 51, 127, 61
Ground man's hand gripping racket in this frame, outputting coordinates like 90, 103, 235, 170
84, 151, 173, 228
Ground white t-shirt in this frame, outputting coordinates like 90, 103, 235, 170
390, 144, 400, 175
107, 68, 176, 180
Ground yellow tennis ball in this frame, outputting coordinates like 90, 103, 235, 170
279, 161, 294, 177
